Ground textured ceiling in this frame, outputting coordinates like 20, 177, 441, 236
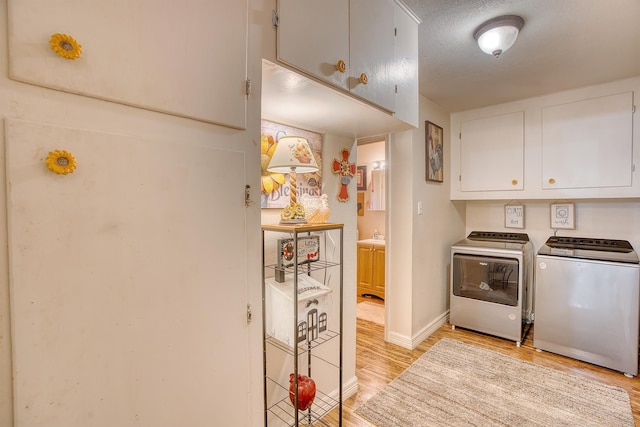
403, 0, 640, 112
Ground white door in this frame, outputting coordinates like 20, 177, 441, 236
8, 0, 248, 129
277, 0, 350, 90
393, 2, 419, 127
350, 0, 396, 112
542, 92, 633, 190
6, 119, 251, 427
460, 111, 524, 192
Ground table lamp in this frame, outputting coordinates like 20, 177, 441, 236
267, 136, 319, 224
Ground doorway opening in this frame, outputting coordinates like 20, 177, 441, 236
355, 138, 387, 330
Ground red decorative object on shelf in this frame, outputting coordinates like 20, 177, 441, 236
289, 373, 316, 411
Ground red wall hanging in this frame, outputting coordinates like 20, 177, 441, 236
332, 148, 355, 202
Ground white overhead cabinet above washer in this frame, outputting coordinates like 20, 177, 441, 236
541, 92, 634, 190
450, 78, 640, 200
459, 111, 524, 192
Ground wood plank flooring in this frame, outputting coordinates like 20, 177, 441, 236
325, 298, 640, 426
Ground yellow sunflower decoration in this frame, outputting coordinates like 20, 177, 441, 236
49, 33, 82, 60
45, 149, 77, 175
260, 134, 286, 195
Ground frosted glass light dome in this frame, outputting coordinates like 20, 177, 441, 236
474, 15, 525, 58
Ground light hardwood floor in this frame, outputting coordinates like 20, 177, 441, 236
327, 298, 640, 426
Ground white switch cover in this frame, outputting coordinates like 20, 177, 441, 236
418, 201, 423, 215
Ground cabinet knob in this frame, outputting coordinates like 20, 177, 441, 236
511, 179, 518, 186
548, 178, 556, 184
336, 60, 346, 73
359, 73, 368, 85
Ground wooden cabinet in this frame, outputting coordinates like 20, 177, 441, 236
542, 92, 634, 190
357, 243, 385, 299
276, 0, 418, 120
459, 111, 524, 192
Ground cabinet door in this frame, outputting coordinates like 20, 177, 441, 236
8, 0, 247, 129
393, 2, 420, 127
350, 0, 396, 112
542, 92, 634, 189
460, 111, 524, 192
277, 0, 350, 90
6, 119, 251, 427
372, 247, 386, 298
357, 244, 374, 294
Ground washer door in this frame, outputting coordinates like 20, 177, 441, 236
452, 254, 519, 306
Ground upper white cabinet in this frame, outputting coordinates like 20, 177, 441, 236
276, 0, 418, 122
393, 1, 420, 127
450, 78, 640, 200
349, 0, 396, 112
459, 112, 524, 192
276, 0, 350, 91
542, 92, 634, 190
8, 0, 248, 129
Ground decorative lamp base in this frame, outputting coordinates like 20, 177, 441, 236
279, 203, 307, 224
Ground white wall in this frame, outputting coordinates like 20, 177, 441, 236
465, 200, 640, 257
387, 95, 466, 349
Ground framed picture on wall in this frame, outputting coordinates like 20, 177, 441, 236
504, 204, 525, 229
550, 203, 576, 229
356, 166, 367, 191
426, 121, 444, 182
260, 120, 322, 208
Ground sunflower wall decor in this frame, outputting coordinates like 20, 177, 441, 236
45, 149, 77, 175
49, 33, 82, 60
260, 120, 322, 209
260, 133, 286, 197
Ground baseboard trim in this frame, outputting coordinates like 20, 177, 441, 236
387, 310, 450, 350
343, 375, 358, 400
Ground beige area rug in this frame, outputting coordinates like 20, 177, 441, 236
356, 301, 384, 325
355, 338, 634, 427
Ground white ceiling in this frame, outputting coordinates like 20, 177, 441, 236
404, 0, 640, 112
262, 0, 640, 137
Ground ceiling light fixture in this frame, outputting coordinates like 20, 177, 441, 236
473, 15, 524, 58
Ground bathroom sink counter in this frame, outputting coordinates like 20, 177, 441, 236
357, 239, 385, 246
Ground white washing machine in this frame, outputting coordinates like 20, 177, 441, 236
534, 236, 640, 376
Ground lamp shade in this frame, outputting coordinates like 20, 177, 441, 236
267, 136, 319, 173
474, 15, 524, 58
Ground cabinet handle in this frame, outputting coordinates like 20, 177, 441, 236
359, 73, 368, 85
336, 60, 346, 73
548, 178, 556, 184
511, 179, 518, 186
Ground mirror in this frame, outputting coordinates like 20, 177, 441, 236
369, 169, 386, 211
